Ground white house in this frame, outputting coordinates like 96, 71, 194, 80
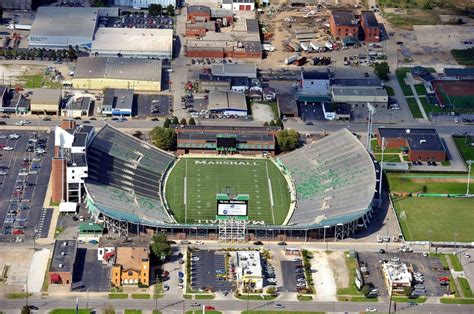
300, 70, 330, 95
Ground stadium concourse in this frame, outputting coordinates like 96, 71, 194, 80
84, 125, 377, 241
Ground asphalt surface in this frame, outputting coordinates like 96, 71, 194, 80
191, 250, 232, 292
0, 130, 53, 241
72, 248, 111, 292
280, 260, 304, 292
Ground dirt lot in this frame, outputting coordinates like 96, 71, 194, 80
0, 248, 34, 292
327, 250, 350, 289
252, 103, 275, 122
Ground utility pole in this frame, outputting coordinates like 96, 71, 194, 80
467, 160, 472, 195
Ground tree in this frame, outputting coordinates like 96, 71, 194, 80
180, 118, 187, 126
163, 118, 171, 128
188, 117, 196, 125
0, 6, 4, 21
276, 129, 299, 152
133, 130, 143, 139
151, 233, 172, 261
166, 4, 175, 16
150, 126, 176, 150
374, 62, 390, 81
171, 116, 179, 125
275, 118, 283, 128
68, 45, 77, 61
148, 4, 162, 16
263, 121, 269, 126
269, 120, 276, 126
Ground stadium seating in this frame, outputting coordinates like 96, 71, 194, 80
279, 129, 376, 226
85, 125, 176, 224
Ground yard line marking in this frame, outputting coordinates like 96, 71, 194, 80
265, 161, 275, 225
184, 159, 188, 223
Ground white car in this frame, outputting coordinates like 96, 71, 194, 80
166, 68, 174, 73
191, 257, 200, 261
3, 146, 14, 151
18, 172, 28, 176
29, 171, 38, 175
296, 282, 306, 287
15, 121, 25, 126
21, 120, 31, 124
464, 252, 471, 258
0, 135, 6, 139
9, 134, 20, 139
366, 308, 377, 312
391, 257, 400, 262
190, 302, 200, 307
267, 278, 277, 283
195, 240, 203, 245
0, 171, 8, 175
32, 158, 41, 162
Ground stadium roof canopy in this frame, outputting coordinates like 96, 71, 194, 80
278, 128, 376, 227
85, 125, 176, 225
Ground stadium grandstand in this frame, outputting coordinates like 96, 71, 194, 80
83, 125, 376, 240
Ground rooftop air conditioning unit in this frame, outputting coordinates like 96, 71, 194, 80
61, 252, 65, 256
59, 264, 63, 268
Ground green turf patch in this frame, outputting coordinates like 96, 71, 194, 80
440, 298, 474, 304
236, 294, 277, 300
406, 98, 423, 119
458, 277, 473, 298
392, 296, 427, 303
108, 293, 128, 299
393, 197, 474, 242
185, 311, 222, 314
448, 254, 463, 271
195, 294, 215, 299
49, 310, 90, 314
453, 136, 474, 165
152, 311, 162, 314
124, 311, 141, 314
395, 68, 414, 96
297, 294, 313, 301
374, 154, 401, 162
387, 173, 468, 194
184, 294, 193, 299
414, 84, 427, 96
337, 296, 378, 302
131, 293, 150, 299
165, 158, 291, 224
385, 86, 395, 96
242, 312, 325, 314
451, 48, 474, 66
5, 292, 33, 299
336, 253, 362, 296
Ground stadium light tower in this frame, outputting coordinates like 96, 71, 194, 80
467, 160, 473, 196
366, 103, 376, 153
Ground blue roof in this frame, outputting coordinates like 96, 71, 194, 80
444, 68, 474, 77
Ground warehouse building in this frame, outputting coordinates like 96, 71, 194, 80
113, 0, 176, 8
332, 87, 388, 107
73, 57, 162, 92
208, 91, 248, 116
329, 10, 359, 42
211, 63, 257, 78
187, 5, 212, 23
29, 7, 101, 49
91, 28, 173, 59
330, 78, 382, 89
30, 88, 62, 115
49, 240, 77, 287
361, 11, 380, 42
174, 125, 277, 155
377, 128, 447, 162
102, 88, 134, 116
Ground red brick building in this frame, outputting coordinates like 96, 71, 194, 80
49, 240, 77, 287
173, 125, 279, 155
187, 5, 211, 23
329, 10, 359, 40
361, 11, 380, 42
185, 22, 216, 37
377, 128, 447, 162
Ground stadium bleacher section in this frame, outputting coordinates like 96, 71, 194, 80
278, 129, 376, 227
85, 125, 176, 225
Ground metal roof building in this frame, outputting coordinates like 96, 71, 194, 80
207, 91, 248, 116
211, 63, 257, 78
91, 28, 173, 59
29, 88, 62, 114
102, 88, 134, 116
29, 7, 100, 49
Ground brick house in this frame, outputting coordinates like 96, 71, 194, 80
187, 5, 211, 23
111, 247, 150, 286
329, 10, 359, 40
361, 11, 380, 42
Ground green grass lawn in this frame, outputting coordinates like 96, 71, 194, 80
297, 295, 313, 301
5, 292, 33, 299
124, 311, 141, 314
387, 173, 468, 194
414, 84, 427, 96
165, 158, 291, 224
392, 296, 427, 303
374, 154, 401, 162
371, 139, 402, 154
448, 254, 463, 271
336, 253, 362, 296
406, 98, 423, 118
49, 310, 90, 314
195, 294, 215, 299
152, 311, 162, 314
453, 136, 474, 164
458, 277, 473, 298
385, 86, 395, 96
108, 293, 128, 299
451, 48, 474, 66
393, 197, 474, 242
395, 68, 414, 96
440, 298, 474, 304
131, 293, 150, 299
337, 296, 378, 302
236, 294, 277, 300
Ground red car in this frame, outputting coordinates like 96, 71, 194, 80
205, 306, 215, 311
12, 229, 24, 235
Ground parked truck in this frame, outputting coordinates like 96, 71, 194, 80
300, 42, 309, 51
295, 57, 307, 66
263, 44, 276, 52
7, 24, 32, 31
284, 54, 299, 65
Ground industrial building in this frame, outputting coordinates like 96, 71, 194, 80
102, 88, 134, 116
330, 78, 382, 89
331, 87, 388, 107
277, 94, 298, 117
49, 240, 77, 287
29, 88, 62, 115
207, 91, 248, 116
377, 128, 447, 162
301, 70, 331, 96
29, 7, 101, 49
329, 10, 359, 41
211, 63, 257, 79
73, 57, 162, 91
113, 0, 176, 8
91, 28, 173, 59
361, 11, 380, 42
174, 125, 277, 155
187, 5, 212, 23
185, 22, 216, 37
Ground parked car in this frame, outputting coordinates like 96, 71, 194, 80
89, 240, 98, 245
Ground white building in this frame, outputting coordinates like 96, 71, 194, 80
331, 87, 388, 107
301, 70, 330, 95
61, 93, 94, 118
382, 261, 413, 293
91, 28, 173, 59
113, 0, 176, 8
222, 0, 255, 11
236, 251, 263, 290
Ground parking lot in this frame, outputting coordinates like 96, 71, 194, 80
280, 260, 306, 292
100, 16, 173, 29
136, 94, 171, 117
72, 248, 111, 292
190, 250, 233, 292
0, 130, 53, 241
358, 251, 450, 297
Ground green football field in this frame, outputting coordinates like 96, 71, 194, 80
164, 158, 291, 225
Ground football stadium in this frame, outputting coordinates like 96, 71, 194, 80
84, 125, 377, 241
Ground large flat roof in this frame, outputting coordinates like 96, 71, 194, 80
50, 240, 77, 273
103, 88, 134, 110
361, 11, 379, 27
31, 7, 98, 38
331, 10, 357, 27
30, 88, 62, 104
332, 87, 388, 97
212, 63, 257, 78
74, 57, 162, 82
208, 91, 247, 112
91, 28, 173, 55
378, 128, 446, 152
331, 78, 382, 87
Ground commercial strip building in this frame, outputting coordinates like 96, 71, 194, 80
207, 91, 248, 116
377, 128, 447, 162
174, 125, 277, 155
61, 94, 94, 118
382, 261, 413, 294
91, 28, 173, 59
102, 88, 134, 116
332, 87, 388, 107
212, 63, 257, 79
113, 0, 176, 8
72, 57, 162, 92
29, 88, 62, 115
49, 240, 77, 287
236, 251, 263, 290
0, 86, 29, 114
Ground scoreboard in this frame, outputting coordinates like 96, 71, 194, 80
217, 199, 248, 216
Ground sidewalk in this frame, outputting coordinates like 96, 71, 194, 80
406, 73, 429, 120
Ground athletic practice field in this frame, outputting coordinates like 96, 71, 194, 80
432, 80, 474, 110
164, 158, 291, 224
